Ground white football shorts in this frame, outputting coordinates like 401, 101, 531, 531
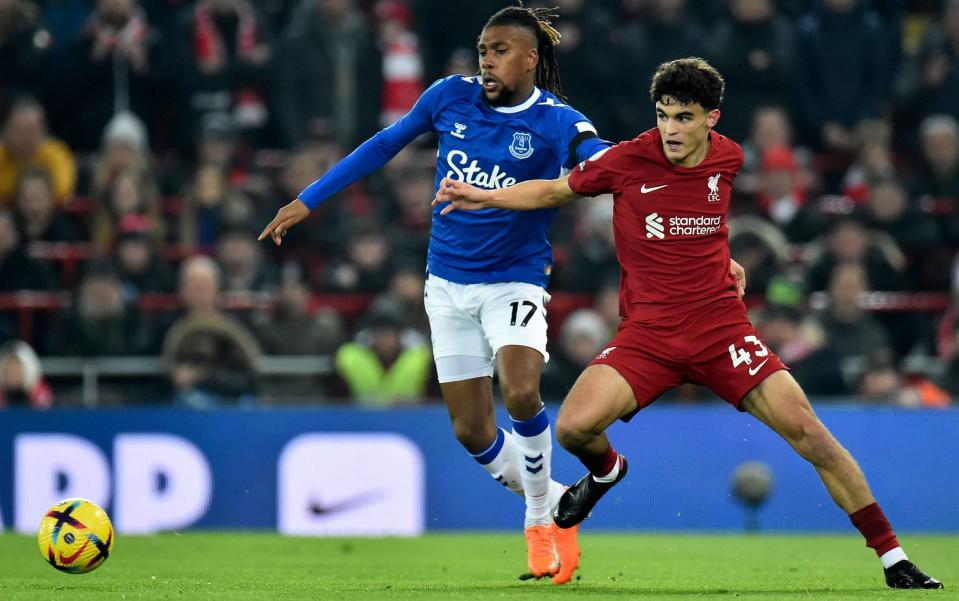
424, 274, 550, 383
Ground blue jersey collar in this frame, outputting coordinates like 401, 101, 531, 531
491, 87, 541, 114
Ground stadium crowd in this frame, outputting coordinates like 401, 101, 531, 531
0, 0, 958, 407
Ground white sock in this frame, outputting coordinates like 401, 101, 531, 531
592, 454, 622, 483
511, 407, 553, 528
470, 428, 523, 497
880, 547, 908, 569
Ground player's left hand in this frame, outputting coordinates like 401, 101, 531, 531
432, 177, 490, 215
730, 258, 746, 298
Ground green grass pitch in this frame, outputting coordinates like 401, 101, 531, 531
4, 532, 957, 600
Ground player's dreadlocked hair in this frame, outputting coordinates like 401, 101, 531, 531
649, 58, 725, 110
484, 2, 566, 102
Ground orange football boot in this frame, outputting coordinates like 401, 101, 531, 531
551, 522, 581, 584
524, 525, 559, 578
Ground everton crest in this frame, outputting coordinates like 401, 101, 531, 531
508, 132, 534, 159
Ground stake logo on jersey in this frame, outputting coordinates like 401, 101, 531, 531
508, 132, 534, 159
445, 150, 517, 189
707, 173, 721, 202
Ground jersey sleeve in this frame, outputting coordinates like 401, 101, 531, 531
298, 77, 450, 209
567, 143, 621, 197
557, 108, 609, 168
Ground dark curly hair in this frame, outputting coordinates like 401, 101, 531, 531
649, 58, 725, 111
484, 2, 566, 102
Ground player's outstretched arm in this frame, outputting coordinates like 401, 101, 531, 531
433, 175, 578, 215
258, 198, 310, 246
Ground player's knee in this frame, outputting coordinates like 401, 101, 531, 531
451, 419, 497, 454
555, 414, 588, 451
499, 379, 541, 416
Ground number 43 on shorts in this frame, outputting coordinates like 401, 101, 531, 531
728, 335, 770, 374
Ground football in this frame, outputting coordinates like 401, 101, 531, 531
37, 498, 115, 574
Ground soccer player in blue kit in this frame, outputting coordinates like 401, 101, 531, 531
259, 4, 607, 583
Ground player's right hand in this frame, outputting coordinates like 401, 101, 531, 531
258, 198, 310, 246
432, 177, 489, 215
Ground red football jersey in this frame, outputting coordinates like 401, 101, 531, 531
568, 127, 745, 326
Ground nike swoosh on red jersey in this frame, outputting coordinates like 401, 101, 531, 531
640, 184, 668, 193
748, 359, 769, 376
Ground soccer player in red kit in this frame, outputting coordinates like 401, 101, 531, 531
433, 57, 943, 589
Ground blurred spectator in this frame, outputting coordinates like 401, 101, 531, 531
0, 203, 51, 348
66, 0, 166, 151
55, 263, 152, 355
751, 145, 823, 242
376, 0, 423, 126
593, 278, 621, 338
0, 206, 52, 296
559, 196, 618, 293
703, 0, 797, 142
794, 0, 889, 152
862, 178, 940, 264
91, 167, 163, 252
840, 120, 897, 202
0, 96, 76, 204
162, 255, 262, 407
541, 308, 607, 402
728, 215, 789, 297
269, 144, 350, 251
894, 0, 959, 126
528, 0, 620, 138
814, 261, 893, 367
179, 164, 240, 249
615, 0, 704, 135
805, 217, 907, 292
173, 0, 274, 151
757, 303, 849, 396
0, 339, 52, 408
858, 353, 950, 407
86, 110, 152, 196
254, 269, 344, 355
14, 167, 75, 242
737, 105, 816, 200
909, 114, 959, 245
114, 219, 173, 300
384, 166, 433, 259
322, 223, 394, 293
370, 260, 428, 336
0, 0, 52, 115
333, 306, 431, 405
215, 228, 274, 293
277, 0, 380, 148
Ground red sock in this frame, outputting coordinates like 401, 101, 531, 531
849, 502, 900, 556
582, 445, 619, 477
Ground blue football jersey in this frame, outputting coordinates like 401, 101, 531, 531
426, 76, 607, 287
298, 75, 608, 287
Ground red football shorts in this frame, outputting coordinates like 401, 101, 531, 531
590, 297, 787, 417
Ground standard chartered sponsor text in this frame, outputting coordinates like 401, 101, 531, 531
668, 215, 721, 236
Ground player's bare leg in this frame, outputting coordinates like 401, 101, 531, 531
743, 370, 943, 589
497, 345, 561, 579
553, 365, 636, 529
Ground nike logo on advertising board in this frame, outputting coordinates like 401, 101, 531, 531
641, 184, 668, 193
748, 359, 769, 376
